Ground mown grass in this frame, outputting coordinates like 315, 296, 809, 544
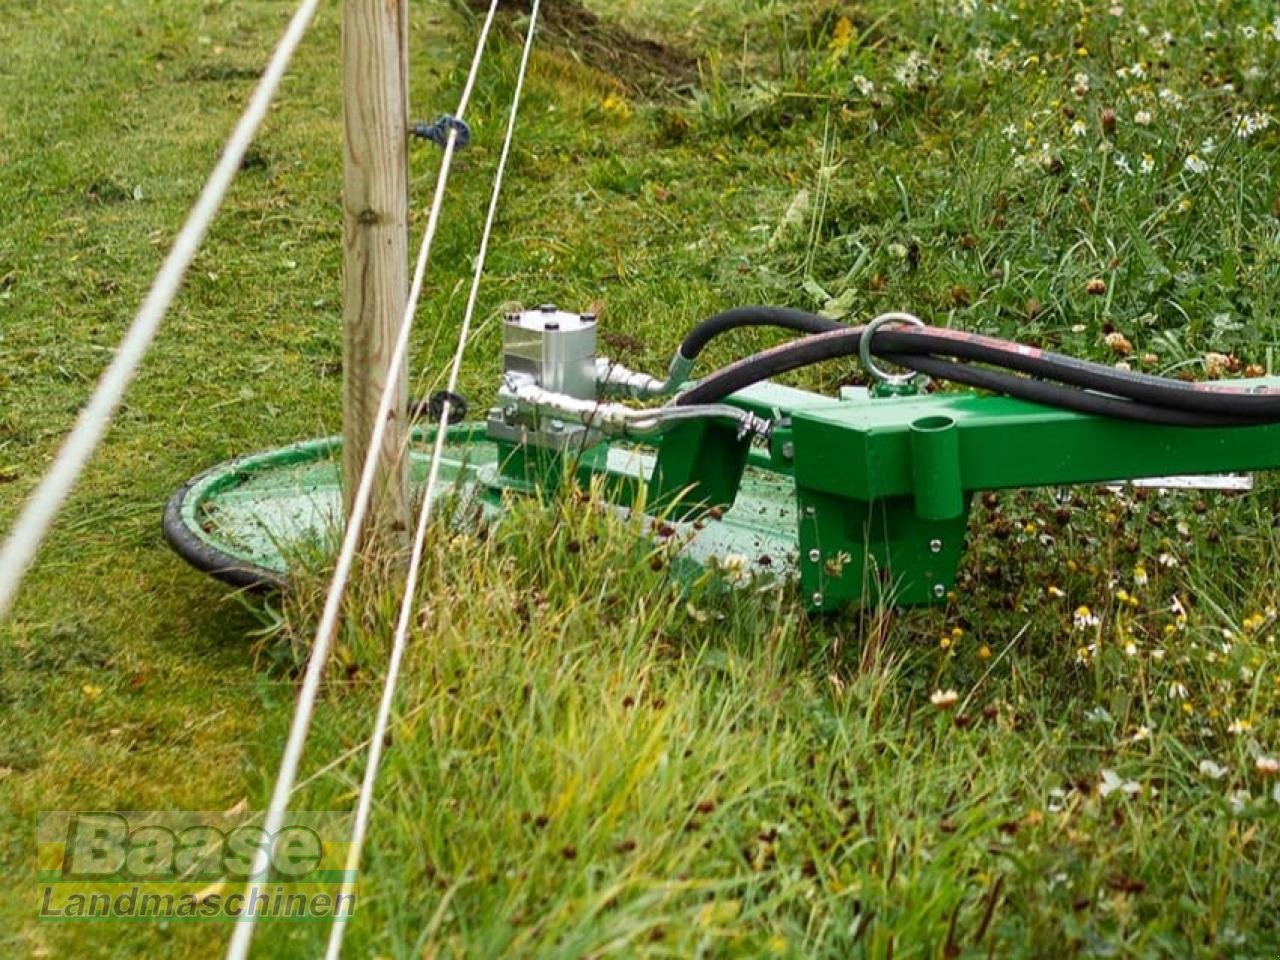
2, 0, 1280, 956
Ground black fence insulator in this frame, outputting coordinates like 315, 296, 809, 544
410, 115, 471, 149
412, 390, 469, 423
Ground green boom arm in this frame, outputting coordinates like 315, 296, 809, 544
643, 377, 1280, 611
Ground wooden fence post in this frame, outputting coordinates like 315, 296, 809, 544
341, 0, 410, 547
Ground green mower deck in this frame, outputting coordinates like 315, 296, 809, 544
162, 423, 798, 592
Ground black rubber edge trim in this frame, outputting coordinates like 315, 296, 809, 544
162, 467, 287, 592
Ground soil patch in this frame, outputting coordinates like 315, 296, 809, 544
464, 0, 698, 94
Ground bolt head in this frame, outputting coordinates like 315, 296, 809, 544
932, 583, 946, 598
539, 302, 557, 313
811, 592, 824, 606
781, 441, 795, 460
929, 538, 943, 553
807, 548, 821, 563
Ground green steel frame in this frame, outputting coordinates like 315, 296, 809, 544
495, 377, 1280, 612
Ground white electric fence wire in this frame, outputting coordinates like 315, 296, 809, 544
0, 0, 323, 623
224, 3, 500, 957
324, 4, 540, 955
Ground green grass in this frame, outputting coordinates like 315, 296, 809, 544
3, 0, 1280, 956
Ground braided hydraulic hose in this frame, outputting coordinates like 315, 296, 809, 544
672, 307, 1280, 426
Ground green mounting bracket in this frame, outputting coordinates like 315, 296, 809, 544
648, 419, 752, 519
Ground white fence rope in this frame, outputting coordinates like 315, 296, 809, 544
224, 3, 501, 958
323, 4, 541, 956
0, 0, 324, 622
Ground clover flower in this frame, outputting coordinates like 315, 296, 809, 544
1099, 769, 1140, 797
1184, 153, 1208, 174
930, 688, 959, 710
894, 51, 937, 91
1199, 759, 1228, 780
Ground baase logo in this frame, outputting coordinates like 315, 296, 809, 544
61, 813, 323, 881
38, 811, 356, 922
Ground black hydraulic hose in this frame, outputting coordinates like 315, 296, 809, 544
674, 328, 874, 406
877, 327, 1280, 419
675, 320, 1280, 423
676, 329, 1243, 425
676, 306, 845, 361
893, 355, 1248, 427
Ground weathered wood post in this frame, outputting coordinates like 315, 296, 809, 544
341, 0, 410, 545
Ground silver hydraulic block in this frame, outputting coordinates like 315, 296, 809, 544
487, 305, 601, 450
486, 305, 768, 449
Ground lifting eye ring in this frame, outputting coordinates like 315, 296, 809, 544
860, 312, 931, 390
